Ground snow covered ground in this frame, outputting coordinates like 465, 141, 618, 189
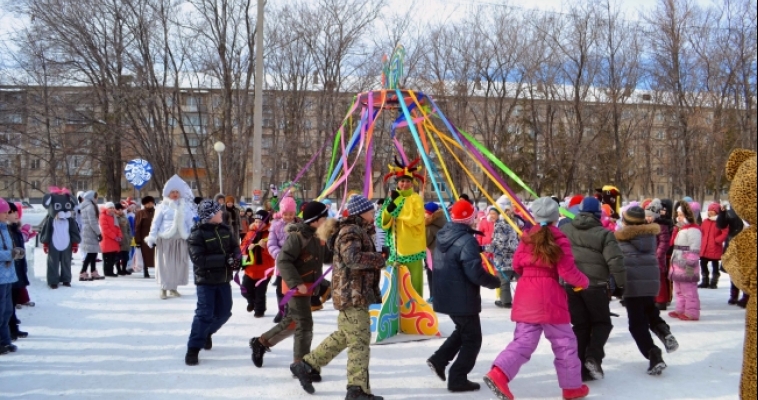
0, 248, 745, 399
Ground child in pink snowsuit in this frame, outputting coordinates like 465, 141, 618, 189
484, 197, 590, 400
668, 201, 702, 321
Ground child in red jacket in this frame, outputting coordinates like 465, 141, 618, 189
699, 203, 728, 289
240, 210, 275, 317
484, 197, 590, 400
99, 203, 123, 277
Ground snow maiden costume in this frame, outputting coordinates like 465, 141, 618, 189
39, 188, 81, 288
145, 175, 196, 299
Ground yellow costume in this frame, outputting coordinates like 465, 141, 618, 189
721, 149, 756, 400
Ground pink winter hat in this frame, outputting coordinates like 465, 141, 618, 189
279, 197, 297, 213
689, 201, 701, 214
707, 203, 721, 213
0, 198, 9, 214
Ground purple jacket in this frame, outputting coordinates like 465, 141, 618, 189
655, 223, 672, 274
267, 217, 301, 274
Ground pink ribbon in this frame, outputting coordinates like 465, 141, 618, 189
278, 266, 334, 313
48, 186, 71, 195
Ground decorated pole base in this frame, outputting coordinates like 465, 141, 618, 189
370, 264, 441, 344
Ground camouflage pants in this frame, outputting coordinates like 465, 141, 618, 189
304, 306, 372, 394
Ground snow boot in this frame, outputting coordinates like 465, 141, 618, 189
656, 302, 668, 311
345, 386, 383, 400
185, 347, 200, 366
79, 273, 90, 282
584, 357, 604, 380
246, 304, 255, 312
49, 284, 58, 289
495, 301, 512, 309
320, 286, 332, 304
647, 348, 667, 375
709, 276, 719, 289
562, 385, 590, 400
160, 290, 168, 300
426, 358, 446, 381
61, 282, 71, 287
448, 380, 480, 393
697, 276, 710, 289
204, 335, 212, 350
484, 366, 514, 400
652, 323, 679, 353
91, 270, 104, 280
16, 330, 28, 339
169, 290, 181, 297
290, 360, 316, 394
250, 337, 270, 368
737, 295, 749, 309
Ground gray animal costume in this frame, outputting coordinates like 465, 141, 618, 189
39, 189, 81, 286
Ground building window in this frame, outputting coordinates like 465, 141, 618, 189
30, 180, 41, 190
657, 185, 664, 195
656, 167, 663, 175
30, 159, 42, 169
281, 161, 289, 170
656, 130, 665, 140
189, 180, 199, 190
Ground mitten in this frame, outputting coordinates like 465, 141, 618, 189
389, 190, 400, 201
43, 243, 49, 254
12, 247, 25, 260
72, 243, 79, 254
386, 202, 398, 213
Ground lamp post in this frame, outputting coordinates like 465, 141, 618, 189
214, 141, 226, 194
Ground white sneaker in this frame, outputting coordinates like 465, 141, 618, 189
160, 290, 168, 300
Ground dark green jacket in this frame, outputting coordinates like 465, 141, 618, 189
278, 222, 333, 289
560, 212, 626, 289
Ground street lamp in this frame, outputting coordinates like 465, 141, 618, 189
214, 141, 226, 194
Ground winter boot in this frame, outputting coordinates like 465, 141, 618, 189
656, 302, 668, 311
169, 290, 181, 297
652, 323, 679, 353
79, 273, 90, 282
15, 330, 28, 339
562, 385, 590, 400
584, 357, 604, 380
709, 275, 719, 289
160, 290, 168, 300
647, 348, 667, 375
484, 366, 514, 400
448, 380, 480, 393
250, 337, 270, 368
426, 358, 446, 382
117, 265, 127, 275
90, 270, 104, 280
247, 304, 255, 312
345, 386, 383, 400
697, 276, 710, 289
185, 347, 200, 366
290, 360, 316, 394
320, 286, 332, 305
204, 335, 212, 350
729, 285, 740, 305
737, 295, 749, 309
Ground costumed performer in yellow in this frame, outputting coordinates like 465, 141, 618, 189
380, 157, 427, 297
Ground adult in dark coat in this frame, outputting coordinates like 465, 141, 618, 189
428, 200, 500, 393
134, 196, 156, 278
717, 205, 747, 306
559, 197, 625, 381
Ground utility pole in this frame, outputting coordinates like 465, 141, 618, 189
251, 0, 264, 204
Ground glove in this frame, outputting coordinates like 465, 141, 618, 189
72, 243, 79, 254
381, 246, 390, 260
389, 190, 400, 201
12, 247, 25, 260
97, 234, 103, 242
43, 243, 49, 254
144, 236, 156, 249
386, 202, 398, 213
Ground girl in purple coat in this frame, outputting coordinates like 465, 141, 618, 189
484, 197, 590, 400
267, 196, 300, 323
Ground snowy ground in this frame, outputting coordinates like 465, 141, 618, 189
0, 248, 745, 399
